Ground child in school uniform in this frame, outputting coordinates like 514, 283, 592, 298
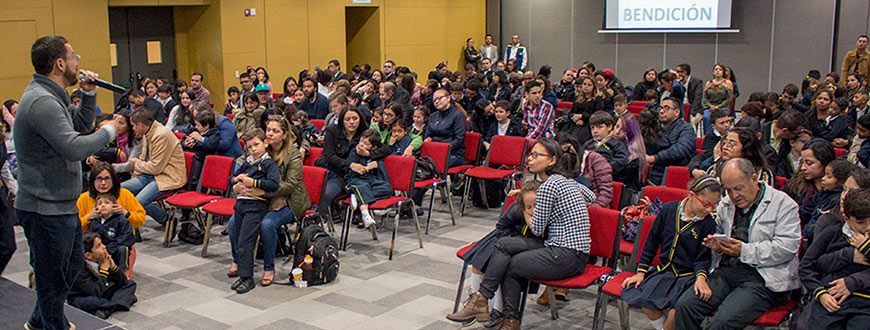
68, 232, 137, 319
855, 114, 870, 168
799, 187, 870, 329
410, 106, 428, 138
388, 121, 417, 157
584, 110, 630, 183
821, 97, 852, 142
229, 128, 281, 293
802, 159, 859, 244
621, 176, 722, 330
345, 129, 393, 235
87, 193, 135, 271
186, 110, 221, 191
292, 110, 321, 146
482, 100, 524, 151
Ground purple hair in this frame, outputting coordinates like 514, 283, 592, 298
620, 113, 647, 181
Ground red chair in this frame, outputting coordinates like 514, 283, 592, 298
301, 165, 334, 232
238, 138, 245, 152
305, 147, 324, 167
776, 176, 786, 190
683, 103, 691, 121
593, 214, 659, 329
642, 186, 689, 204
155, 151, 195, 211
556, 101, 572, 118
226, 113, 234, 120
447, 132, 482, 176
200, 198, 236, 257
627, 105, 645, 115
174, 131, 186, 140
663, 166, 691, 189
630, 101, 648, 107
310, 119, 325, 131
696, 137, 704, 154
271, 92, 280, 100
163, 155, 235, 247
460, 135, 527, 215
416, 142, 456, 234
611, 181, 624, 210
339, 156, 423, 260
523, 207, 623, 320
835, 147, 846, 158
452, 194, 516, 313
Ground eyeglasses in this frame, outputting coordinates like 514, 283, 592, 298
690, 191, 718, 209
529, 151, 552, 159
69, 54, 81, 63
660, 105, 678, 111
94, 176, 112, 182
723, 139, 739, 149
383, 112, 395, 118
434, 95, 448, 102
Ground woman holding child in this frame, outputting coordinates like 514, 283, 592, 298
226, 116, 310, 287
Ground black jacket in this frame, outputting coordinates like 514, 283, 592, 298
484, 117, 524, 143
317, 125, 391, 178
636, 201, 715, 277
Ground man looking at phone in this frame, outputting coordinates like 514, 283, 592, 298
674, 158, 801, 330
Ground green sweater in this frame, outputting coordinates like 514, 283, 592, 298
370, 122, 422, 150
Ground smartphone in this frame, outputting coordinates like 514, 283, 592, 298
712, 233, 730, 241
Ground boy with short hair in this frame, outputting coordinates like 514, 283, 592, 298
187, 110, 220, 191
821, 97, 852, 142
483, 100, 523, 150
229, 128, 281, 294
703, 109, 731, 152
856, 114, 870, 168
799, 187, 870, 328
848, 88, 869, 130
225, 86, 241, 115
68, 232, 137, 319
87, 193, 135, 271
583, 110, 628, 178
613, 93, 628, 117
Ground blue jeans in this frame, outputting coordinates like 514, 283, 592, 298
122, 175, 169, 225
228, 206, 295, 271
16, 209, 83, 330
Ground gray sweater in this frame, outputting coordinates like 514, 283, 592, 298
14, 74, 116, 215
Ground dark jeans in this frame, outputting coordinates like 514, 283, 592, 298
318, 175, 346, 215
478, 236, 588, 319
810, 295, 870, 329
0, 204, 16, 275
674, 263, 784, 330
230, 200, 268, 278
16, 209, 84, 330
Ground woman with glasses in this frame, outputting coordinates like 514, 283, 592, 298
701, 128, 775, 187
621, 175, 722, 330
77, 162, 146, 239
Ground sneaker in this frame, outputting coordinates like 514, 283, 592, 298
445, 292, 490, 324
94, 309, 111, 320
372, 209, 389, 216
482, 309, 504, 328
235, 277, 256, 294
415, 207, 424, 217
361, 210, 376, 228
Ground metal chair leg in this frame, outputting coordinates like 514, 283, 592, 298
592, 291, 609, 330
460, 176, 472, 216
477, 178, 488, 210
162, 207, 176, 248
617, 300, 630, 330
443, 184, 456, 225
410, 201, 424, 248
389, 207, 401, 260
201, 213, 213, 257
341, 203, 352, 251
547, 285, 559, 320
453, 261, 469, 313
325, 207, 335, 232
426, 187, 436, 234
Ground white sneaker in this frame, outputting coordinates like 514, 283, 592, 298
361, 210, 376, 228
350, 195, 359, 210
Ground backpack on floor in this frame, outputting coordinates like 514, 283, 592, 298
292, 224, 339, 286
178, 222, 204, 245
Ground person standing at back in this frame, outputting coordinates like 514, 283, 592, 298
16, 35, 119, 330
504, 34, 528, 72
841, 35, 870, 86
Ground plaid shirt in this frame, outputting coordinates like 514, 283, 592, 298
522, 99, 555, 139
531, 174, 596, 253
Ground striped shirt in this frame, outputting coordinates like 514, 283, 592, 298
531, 174, 596, 253
523, 99, 555, 139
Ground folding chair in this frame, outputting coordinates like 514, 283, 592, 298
162, 155, 235, 247
304, 147, 323, 166
776, 176, 787, 190
173, 131, 186, 140
593, 214, 658, 330
301, 165, 334, 232
447, 132, 482, 176
629, 101, 648, 107
452, 195, 517, 313
835, 147, 846, 158
663, 166, 691, 189
522, 207, 623, 320
155, 151, 195, 212
642, 186, 689, 204
310, 119, 325, 131
339, 155, 424, 260
460, 135, 527, 215
556, 101, 572, 118
416, 141, 456, 234
200, 198, 236, 257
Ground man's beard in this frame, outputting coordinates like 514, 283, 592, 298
64, 65, 78, 87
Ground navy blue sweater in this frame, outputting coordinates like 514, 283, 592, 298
234, 156, 281, 197
800, 224, 870, 303
298, 93, 330, 120
636, 201, 715, 277
424, 105, 466, 158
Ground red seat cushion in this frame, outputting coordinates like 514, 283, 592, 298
532, 264, 613, 289
753, 300, 797, 325
304, 210, 316, 216
201, 198, 236, 216
165, 192, 222, 208
343, 196, 408, 210
619, 239, 634, 255
155, 189, 183, 201
464, 167, 518, 180
447, 165, 474, 175
456, 242, 476, 259
602, 272, 635, 296
414, 178, 442, 189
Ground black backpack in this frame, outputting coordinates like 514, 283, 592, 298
292, 224, 340, 285
414, 156, 439, 182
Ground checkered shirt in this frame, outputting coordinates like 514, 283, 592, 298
530, 174, 595, 253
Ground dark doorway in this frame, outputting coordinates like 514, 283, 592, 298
345, 7, 381, 72
109, 7, 177, 104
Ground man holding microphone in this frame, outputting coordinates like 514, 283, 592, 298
16, 35, 119, 330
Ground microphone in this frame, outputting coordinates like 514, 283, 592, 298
79, 73, 127, 94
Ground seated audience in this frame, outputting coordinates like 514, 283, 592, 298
371, 103, 421, 154
233, 91, 265, 139
346, 129, 393, 235
814, 168, 870, 236
298, 77, 329, 119
801, 159, 857, 244
68, 232, 137, 319
189, 101, 243, 159
820, 97, 851, 142
483, 100, 523, 150
127, 90, 165, 124
632, 67, 659, 102
78, 161, 145, 235
557, 133, 612, 209
584, 111, 628, 183
646, 97, 695, 185
561, 76, 603, 142
387, 121, 416, 157
787, 139, 836, 218
165, 89, 195, 132
762, 109, 807, 177
410, 106, 428, 137
87, 193, 134, 271
185, 110, 221, 190
424, 89, 466, 167
702, 109, 731, 153
613, 113, 646, 200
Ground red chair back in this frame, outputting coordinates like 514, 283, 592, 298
664, 166, 691, 189
419, 141, 450, 175
835, 148, 846, 158
463, 132, 482, 162
383, 155, 417, 192
226, 113, 234, 120
627, 105, 645, 115
487, 135, 527, 167
305, 147, 323, 166
272, 92, 280, 100
588, 207, 622, 261
776, 176, 786, 190
683, 103, 690, 121
642, 186, 688, 204
239, 139, 245, 152
696, 137, 704, 154
311, 119, 325, 131
630, 101, 647, 107
611, 181, 624, 210
630, 215, 660, 268
302, 165, 328, 205
557, 101, 572, 110
183, 151, 195, 179
174, 132, 186, 140
502, 194, 516, 215
199, 155, 235, 191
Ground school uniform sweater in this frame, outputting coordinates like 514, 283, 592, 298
636, 201, 715, 278
77, 189, 146, 231
800, 224, 870, 302
583, 136, 629, 177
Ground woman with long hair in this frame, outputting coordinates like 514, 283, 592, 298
488, 70, 512, 102
560, 76, 603, 142
704, 128, 774, 186
701, 64, 735, 134
278, 76, 298, 104
633, 68, 659, 101
255, 66, 272, 92
166, 88, 196, 132
787, 138, 836, 208
807, 89, 835, 137
614, 113, 647, 195
637, 107, 663, 156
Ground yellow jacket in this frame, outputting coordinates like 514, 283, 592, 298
134, 121, 187, 191
77, 188, 146, 231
